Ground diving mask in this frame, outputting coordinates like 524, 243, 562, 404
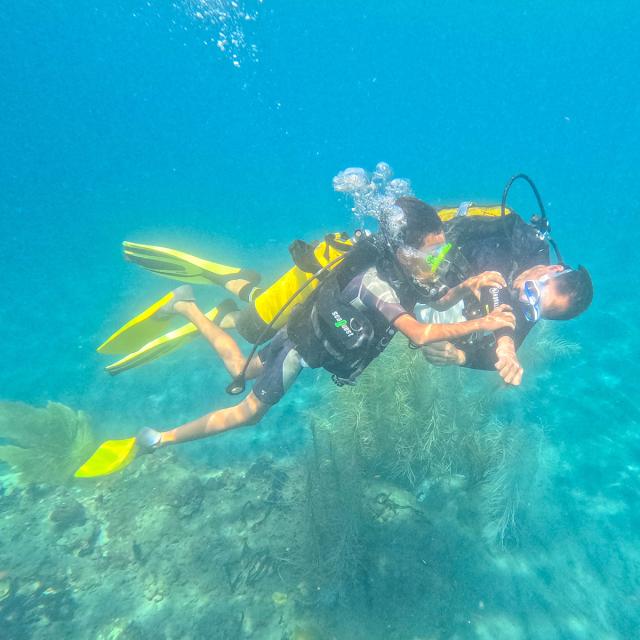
398, 242, 451, 277
396, 242, 454, 300
424, 242, 453, 274
521, 268, 573, 322
521, 279, 544, 322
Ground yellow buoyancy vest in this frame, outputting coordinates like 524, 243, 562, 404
253, 232, 353, 330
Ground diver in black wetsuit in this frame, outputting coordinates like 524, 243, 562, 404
418, 207, 593, 384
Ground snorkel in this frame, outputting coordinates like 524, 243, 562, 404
425, 241, 453, 274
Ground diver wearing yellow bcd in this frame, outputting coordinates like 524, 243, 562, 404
98, 233, 354, 374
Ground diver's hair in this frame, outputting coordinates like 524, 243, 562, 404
545, 266, 593, 320
395, 197, 443, 248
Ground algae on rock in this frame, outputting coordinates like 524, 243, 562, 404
0, 401, 96, 484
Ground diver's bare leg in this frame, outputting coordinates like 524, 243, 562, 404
224, 277, 262, 303
160, 392, 268, 445
175, 301, 262, 379
225, 278, 251, 298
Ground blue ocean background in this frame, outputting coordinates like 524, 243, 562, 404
1, 2, 639, 638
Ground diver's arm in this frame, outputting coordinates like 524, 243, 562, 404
430, 271, 508, 311
422, 341, 467, 366
458, 343, 497, 371
459, 334, 518, 371
494, 335, 523, 385
393, 305, 516, 347
459, 332, 523, 386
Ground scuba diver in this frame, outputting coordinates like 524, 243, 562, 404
77, 196, 515, 477
79, 166, 592, 477
417, 177, 593, 383
420, 262, 592, 382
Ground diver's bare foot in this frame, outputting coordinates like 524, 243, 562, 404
159, 285, 196, 317
173, 300, 196, 315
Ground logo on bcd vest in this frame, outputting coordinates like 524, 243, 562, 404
332, 310, 354, 337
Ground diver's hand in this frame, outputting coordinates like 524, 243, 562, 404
136, 427, 163, 454
463, 271, 507, 300
479, 304, 516, 332
422, 341, 466, 366
495, 338, 524, 386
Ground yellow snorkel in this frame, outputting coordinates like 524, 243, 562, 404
425, 242, 452, 274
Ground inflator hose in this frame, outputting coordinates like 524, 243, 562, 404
500, 173, 564, 264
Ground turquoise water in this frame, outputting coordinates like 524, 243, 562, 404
1, 2, 639, 639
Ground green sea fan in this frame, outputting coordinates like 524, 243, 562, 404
0, 401, 97, 484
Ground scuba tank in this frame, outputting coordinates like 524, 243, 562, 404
450, 174, 562, 351
235, 231, 354, 345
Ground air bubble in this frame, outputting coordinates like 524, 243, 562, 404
176, 0, 262, 66
332, 162, 413, 242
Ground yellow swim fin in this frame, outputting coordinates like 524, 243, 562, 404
104, 301, 237, 375
105, 319, 201, 375
98, 290, 178, 356
75, 437, 138, 478
123, 241, 260, 287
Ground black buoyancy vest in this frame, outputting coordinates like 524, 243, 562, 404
287, 238, 396, 383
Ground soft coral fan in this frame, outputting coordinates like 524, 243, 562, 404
0, 401, 96, 484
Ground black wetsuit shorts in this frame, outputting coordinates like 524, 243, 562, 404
252, 329, 305, 405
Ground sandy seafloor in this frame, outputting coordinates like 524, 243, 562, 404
1, 2, 640, 639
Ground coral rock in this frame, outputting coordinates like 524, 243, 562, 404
49, 498, 86, 532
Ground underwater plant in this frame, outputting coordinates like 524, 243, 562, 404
472, 420, 547, 546
299, 420, 369, 607
292, 324, 578, 634
302, 336, 556, 551
519, 321, 582, 368
318, 342, 500, 488
0, 401, 96, 484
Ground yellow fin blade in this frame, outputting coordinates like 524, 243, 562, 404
104, 306, 220, 375
97, 291, 175, 355
74, 438, 138, 478
122, 241, 245, 285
